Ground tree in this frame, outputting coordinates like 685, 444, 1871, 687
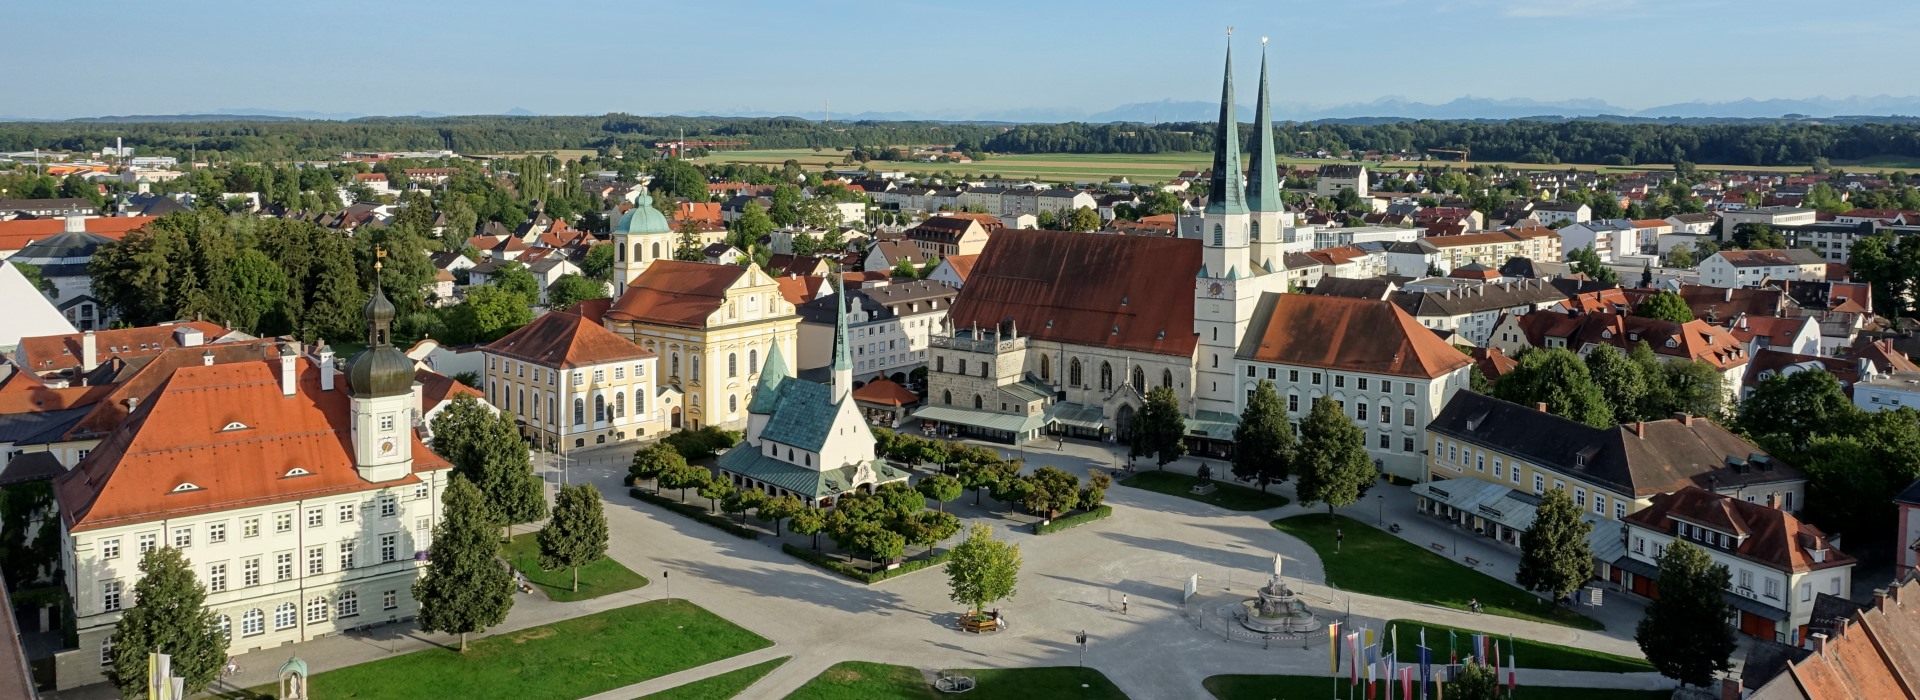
538, 483, 609, 592
788, 505, 827, 550
544, 273, 608, 311
1635, 540, 1736, 687
1515, 487, 1594, 600
1067, 206, 1101, 232
435, 402, 546, 539
578, 243, 616, 283
1584, 345, 1649, 422
917, 473, 962, 513
906, 510, 961, 555
414, 476, 515, 651
1568, 245, 1619, 284
1129, 386, 1187, 469
730, 201, 774, 250
1468, 364, 1491, 394
1739, 371, 1861, 451
1293, 396, 1375, 517
629, 441, 685, 491
1632, 290, 1694, 323
9, 261, 56, 299
1665, 246, 1695, 269
698, 472, 734, 514
1231, 380, 1296, 491
1023, 467, 1082, 520
756, 493, 803, 536
449, 284, 533, 342
944, 524, 1021, 616
1731, 223, 1786, 250
769, 185, 801, 227
1646, 359, 1726, 421
722, 487, 767, 524
1451, 661, 1501, 700
1493, 348, 1614, 428
659, 462, 709, 502
490, 261, 540, 304
106, 547, 225, 697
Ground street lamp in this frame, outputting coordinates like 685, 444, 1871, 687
662, 570, 670, 601
1076, 630, 1087, 667
1376, 493, 1384, 526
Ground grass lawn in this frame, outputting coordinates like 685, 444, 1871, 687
1120, 471, 1291, 511
1203, 674, 1669, 700
784, 661, 1127, 700
219, 600, 769, 700
636, 656, 789, 700
1270, 515, 1600, 630
502, 531, 649, 602
1384, 619, 1651, 673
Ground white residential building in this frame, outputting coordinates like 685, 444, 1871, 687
1698, 249, 1828, 289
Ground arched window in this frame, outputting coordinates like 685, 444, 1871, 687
1040, 354, 1051, 381
728, 394, 737, 413
671, 354, 680, 377
651, 241, 662, 259
336, 591, 359, 618
749, 349, 758, 372
1132, 365, 1145, 391
1070, 358, 1082, 387
274, 603, 297, 630
617, 242, 627, 262
573, 398, 585, 426
1251, 221, 1261, 240
974, 394, 984, 409
728, 353, 738, 378
594, 395, 606, 422
635, 392, 645, 414
614, 392, 626, 418
216, 615, 232, 641
691, 356, 702, 381
1162, 369, 1173, 389
1212, 224, 1223, 246
306, 596, 329, 623
1100, 362, 1113, 391
943, 390, 952, 405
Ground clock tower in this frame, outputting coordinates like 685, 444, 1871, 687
346, 268, 418, 483
1190, 35, 1266, 417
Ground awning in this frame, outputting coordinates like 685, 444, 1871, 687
910, 405, 1049, 434
1187, 410, 1239, 440
1048, 402, 1105, 430
1725, 591, 1790, 621
1611, 554, 1660, 580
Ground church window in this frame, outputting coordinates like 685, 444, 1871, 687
958, 359, 967, 375
728, 394, 737, 413
1100, 362, 1113, 391
1212, 224, 1223, 246
974, 394, 984, 409
1132, 366, 1145, 391
1162, 369, 1173, 389
617, 242, 626, 262
749, 349, 758, 372
574, 398, 585, 426
936, 356, 945, 373
1040, 355, 1051, 380
943, 390, 952, 405
691, 356, 701, 381
728, 353, 738, 378
1070, 358, 1082, 387
1251, 221, 1261, 240
594, 395, 606, 422
635, 392, 644, 414
651, 242, 661, 259
614, 392, 626, 418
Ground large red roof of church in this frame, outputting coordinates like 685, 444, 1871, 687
1244, 294, 1472, 379
55, 358, 450, 533
948, 229, 1201, 358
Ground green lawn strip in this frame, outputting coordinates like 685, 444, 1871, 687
784, 661, 1127, 700
501, 532, 649, 602
221, 600, 769, 700
1270, 515, 1601, 630
1202, 674, 1668, 700
636, 656, 790, 700
1383, 619, 1651, 673
1121, 471, 1291, 511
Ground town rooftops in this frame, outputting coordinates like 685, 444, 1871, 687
1625, 486, 1851, 574
949, 229, 1201, 357
937, 254, 978, 283
605, 260, 751, 329
1745, 576, 1920, 700
484, 306, 653, 369
1239, 293, 1472, 379
1391, 278, 1565, 317
15, 321, 232, 376
1718, 249, 1827, 267
0, 215, 156, 254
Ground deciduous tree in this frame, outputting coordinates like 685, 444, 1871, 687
1631, 290, 1694, 323
1294, 396, 1375, 518
107, 547, 226, 697
414, 476, 515, 652
1515, 487, 1594, 600
538, 483, 609, 592
916, 473, 962, 513
945, 524, 1021, 615
1231, 380, 1295, 491
628, 441, 685, 491
1493, 348, 1614, 428
1130, 386, 1187, 469
1635, 540, 1735, 687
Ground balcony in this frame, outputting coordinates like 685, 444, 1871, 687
931, 335, 1025, 354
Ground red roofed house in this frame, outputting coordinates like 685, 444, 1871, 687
0, 215, 157, 258
1700, 248, 1829, 289
50, 286, 455, 689
1490, 310, 1751, 395
1745, 575, 1920, 700
1623, 486, 1855, 645
604, 260, 797, 431
851, 374, 920, 427
482, 304, 662, 451
926, 253, 978, 289
14, 321, 237, 381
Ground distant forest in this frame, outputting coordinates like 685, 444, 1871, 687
4, 114, 1920, 167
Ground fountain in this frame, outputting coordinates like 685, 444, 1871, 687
1237, 556, 1321, 635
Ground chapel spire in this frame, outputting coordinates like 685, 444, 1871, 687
1206, 31, 1248, 216
830, 276, 852, 403
1245, 37, 1280, 213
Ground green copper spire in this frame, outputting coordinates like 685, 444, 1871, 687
747, 340, 789, 414
1206, 36, 1248, 216
1245, 39, 1280, 213
830, 276, 852, 402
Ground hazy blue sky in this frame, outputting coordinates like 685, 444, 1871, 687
6, 0, 1916, 119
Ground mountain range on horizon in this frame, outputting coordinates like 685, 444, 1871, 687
10, 95, 1920, 124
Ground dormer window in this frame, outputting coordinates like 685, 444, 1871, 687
220, 421, 249, 432
283, 467, 312, 478
1665, 338, 1679, 348
171, 482, 203, 493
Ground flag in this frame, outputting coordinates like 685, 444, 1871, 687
1418, 637, 1431, 700
1508, 636, 1518, 693
1330, 621, 1341, 676
1448, 629, 1457, 665
1349, 632, 1361, 685
1491, 639, 1500, 687
1402, 666, 1413, 700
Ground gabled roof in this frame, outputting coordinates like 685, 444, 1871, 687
15, 321, 231, 375
949, 229, 1201, 358
63, 339, 286, 440
1624, 486, 1850, 574
852, 375, 918, 407
1747, 576, 1920, 700
0, 216, 156, 253
55, 358, 451, 533
937, 254, 979, 282
1717, 249, 1826, 268
1239, 293, 1471, 379
605, 260, 748, 329
485, 307, 652, 369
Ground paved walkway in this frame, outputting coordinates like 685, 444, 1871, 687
54, 438, 1675, 699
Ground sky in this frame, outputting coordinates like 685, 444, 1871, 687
5, 0, 1918, 120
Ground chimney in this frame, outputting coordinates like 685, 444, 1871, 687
1679, 413, 1694, 426
278, 344, 297, 396
318, 343, 336, 392
1632, 421, 1645, 437
1810, 632, 1828, 655
62, 216, 84, 234
201, 350, 214, 367
1873, 588, 1890, 612
81, 330, 97, 372
1719, 677, 1741, 700
1725, 288, 1733, 302
1536, 401, 1549, 413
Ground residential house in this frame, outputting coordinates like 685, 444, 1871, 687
925, 254, 977, 289
1743, 576, 1920, 700
904, 215, 991, 258
863, 240, 931, 272
1622, 487, 1852, 644
1699, 249, 1829, 288
481, 305, 661, 452
1665, 212, 1717, 235
1720, 206, 1818, 232
796, 279, 954, 382
1365, 279, 1568, 346
1529, 201, 1591, 227
1490, 310, 1751, 394
1314, 165, 1368, 197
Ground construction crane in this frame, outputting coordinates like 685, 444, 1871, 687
1428, 148, 1470, 165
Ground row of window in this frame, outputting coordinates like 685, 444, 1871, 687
102, 531, 420, 612
1245, 366, 1419, 396
1436, 438, 1629, 520
100, 492, 418, 561
101, 591, 401, 667
489, 357, 649, 387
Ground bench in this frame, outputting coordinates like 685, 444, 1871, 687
1430, 543, 1448, 553
1464, 557, 1482, 567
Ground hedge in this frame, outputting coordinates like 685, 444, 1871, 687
629, 488, 760, 540
782, 543, 951, 584
1035, 505, 1112, 535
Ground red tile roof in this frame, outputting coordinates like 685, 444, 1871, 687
949, 229, 1201, 358
0, 216, 157, 253
64, 339, 287, 440
55, 358, 451, 533
1246, 295, 1473, 379
852, 375, 919, 407
772, 275, 827, 306
1625, 486, 1852, 574
605, 260, 746, 329
416, 369, 484, 408
0, 371, 113, 414
485, 308, 653, 369
559, 297, 613, 326
15, 321, 230, 375
940, 254, 979, 282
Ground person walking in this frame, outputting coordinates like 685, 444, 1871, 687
1121, 594, 1129, 615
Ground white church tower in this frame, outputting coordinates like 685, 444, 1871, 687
1190, 34, 1274, 418
346, 269, 418, 482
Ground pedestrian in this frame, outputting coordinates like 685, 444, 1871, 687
1336, 528, 1344, 553
1121, 594, 1129, 615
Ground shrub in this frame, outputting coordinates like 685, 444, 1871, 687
781, 543, 950, 584
628, 488, 758, 539
660, 426, 744, 460
1035, 505, 1112, 535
